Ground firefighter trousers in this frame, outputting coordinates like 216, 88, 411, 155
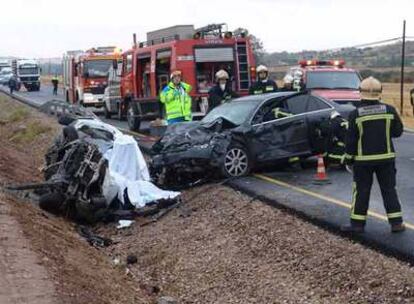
351, 161, 403, 226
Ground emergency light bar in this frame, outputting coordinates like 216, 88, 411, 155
299, 59, 345, 67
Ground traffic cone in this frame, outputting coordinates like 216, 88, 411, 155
313, 154, 330, 184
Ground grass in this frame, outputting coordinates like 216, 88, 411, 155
382, 82, 414, 129
9, 121, 52, 144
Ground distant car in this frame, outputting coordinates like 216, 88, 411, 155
151, 91, 354, 178
0, 67, 13, 85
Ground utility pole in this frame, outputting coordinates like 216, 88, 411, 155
400, 20, 406, 116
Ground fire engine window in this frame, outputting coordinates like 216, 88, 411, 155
126, 54, 133, 73
138, 57, 151, 98
196, 62, 234, 93
156, 50, 171, 93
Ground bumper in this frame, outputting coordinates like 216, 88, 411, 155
83, 93, 104, 107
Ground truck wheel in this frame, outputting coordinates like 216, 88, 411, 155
127, 103, 141, 131
118, 103, 126, 121
221, 144, 251, 178
104, 104, 111, 119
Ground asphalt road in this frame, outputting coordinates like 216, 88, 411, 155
3, 83, 414, 260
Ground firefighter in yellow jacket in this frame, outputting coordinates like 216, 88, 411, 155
160, 70, 192, 124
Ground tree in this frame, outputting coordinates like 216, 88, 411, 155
233, 28, 265, 63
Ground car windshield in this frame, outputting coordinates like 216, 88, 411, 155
306, 71, 360, 90
202, 100, 259, 126
83, 60, 112, 78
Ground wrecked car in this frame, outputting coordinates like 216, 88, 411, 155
151, 91, 354, 180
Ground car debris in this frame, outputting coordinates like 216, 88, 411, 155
7, 115, 181, 223
117, 220, 134, 229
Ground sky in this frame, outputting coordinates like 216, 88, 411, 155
0, 0, 412, 58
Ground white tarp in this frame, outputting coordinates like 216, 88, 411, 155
73, 118, 180, 208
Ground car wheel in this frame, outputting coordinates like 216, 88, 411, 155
127, 103, 141, 131
222, 144, 251, 177
103, 104, 111, 119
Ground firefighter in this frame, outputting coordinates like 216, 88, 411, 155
160, 70, 192, 124
249, 65, 278, 95
51, 75, 59, 95
325, 111, 348, 166
341, 76, 405, 233
208, 70, 238, 112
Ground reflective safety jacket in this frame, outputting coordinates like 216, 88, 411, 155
345, 100, 403, 164
160, 82, 192, 121
249, 79, 278, 95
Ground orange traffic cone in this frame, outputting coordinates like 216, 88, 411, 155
313, 154, 330, 184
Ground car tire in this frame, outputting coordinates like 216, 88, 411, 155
127, 102, 141, 131
103, 104, 111, 119
221, 144, 251, 178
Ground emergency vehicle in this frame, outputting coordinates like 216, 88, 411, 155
105, 24, 256, 131
63, 46, 122, 107
286, 60, 361, 105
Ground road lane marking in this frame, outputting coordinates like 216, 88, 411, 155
254, 173, 414, 230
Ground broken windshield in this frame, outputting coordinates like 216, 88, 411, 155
202, 100, 258, 126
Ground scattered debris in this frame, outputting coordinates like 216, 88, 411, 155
117, 220, 134, 229
126, 254, 138, 265
76, 226, 113, 248
157, 296, 177, 304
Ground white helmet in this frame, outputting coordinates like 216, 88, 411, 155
215, 69, 229, 80
283, 74, 293, 84
330, 111, 341, 120
256, 65, 268, 73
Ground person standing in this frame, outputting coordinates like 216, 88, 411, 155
208, 69, 238, 112
341, 77, 405, 233
249, 65, 278, 95
160, 70, 192, 124
8, 75, 17, 94
51, 75, 59, 95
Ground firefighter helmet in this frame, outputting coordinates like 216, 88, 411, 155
330, 110, 341, 119
256, 65, 268, 73
170, 70, 182, 79
283, 74, 293, 84
215, 69, 229, 80
360, 76, 382, 100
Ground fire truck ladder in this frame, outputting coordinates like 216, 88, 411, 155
236, 42, 249, 90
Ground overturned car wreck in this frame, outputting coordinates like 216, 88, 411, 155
151, 91, 354, 183
9, 115, 180, 223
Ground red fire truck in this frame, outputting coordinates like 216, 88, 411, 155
286, 59, 361, 105
105, 24, 256, 131
63, 46, 122, 107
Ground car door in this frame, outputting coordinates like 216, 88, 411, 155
249, 94, 312, 163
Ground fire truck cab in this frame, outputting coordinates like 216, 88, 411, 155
286, 60, 361, 105
63, 47, 122, 107
109, 24, 256, 131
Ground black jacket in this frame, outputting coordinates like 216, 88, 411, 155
249, 79, 278, 95
345, 100, 403, 164
208, 84, 238, 112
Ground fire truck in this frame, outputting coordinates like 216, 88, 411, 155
285, 59, 361, 105
106, 24, 256, 131
63, 46, 122, 107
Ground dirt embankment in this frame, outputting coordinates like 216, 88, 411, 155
2, 93, 414, 303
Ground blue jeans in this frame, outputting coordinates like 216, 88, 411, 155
167, 117, 186, 125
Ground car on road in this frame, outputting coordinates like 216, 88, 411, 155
151, 91, 354, 179
0, 67, 13, 85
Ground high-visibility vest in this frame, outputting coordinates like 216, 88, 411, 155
160, 82, 192, 121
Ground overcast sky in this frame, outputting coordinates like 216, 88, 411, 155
0, 0, 412, 58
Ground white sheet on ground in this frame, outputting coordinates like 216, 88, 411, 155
74, 118, 180, 208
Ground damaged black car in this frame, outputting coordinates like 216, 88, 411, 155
151, 91, 354, 180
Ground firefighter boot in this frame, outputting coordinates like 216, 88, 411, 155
391, 223, 406, 233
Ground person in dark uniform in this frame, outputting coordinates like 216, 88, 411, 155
51, 75, 59, 95
8, 75, 17, 94
249, 65, 278, 95
341, 76, 405, 233
208, 69, 238, 112
323, 111, 348, 166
